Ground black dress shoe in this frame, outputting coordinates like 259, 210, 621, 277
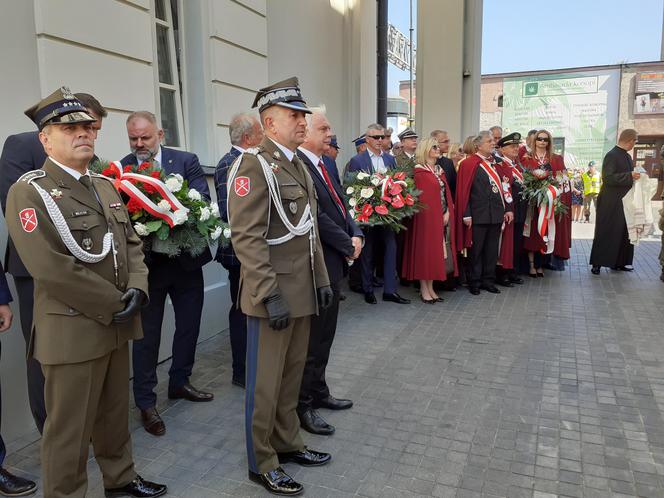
338, 291, 347, 301
349, 285, 364, 294
382, 292, 410, 304
619, 265, 634, 272
469, 286, 480, 295
314, 395, 353, 410
591, 266, 601, 275
660, 271, 664, 282
278, 448, 331, 467
168, 382, 214, 402
364, 292, 377, 304
140, 407, 165, 436
480, 284, 501, 294
248, 467, 303, 496
298, 409, 335, 435
232, 377, 246, 388
0, 467, 36, 497
508, 275, 524, 284
496, 279, 514, 288
105, 475, 167, 497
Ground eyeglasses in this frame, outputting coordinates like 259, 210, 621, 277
367, 135, 385, 140
536, 137, 550, 142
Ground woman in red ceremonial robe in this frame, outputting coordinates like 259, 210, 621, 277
522, 129, 570, 276
402, 138, 456, 303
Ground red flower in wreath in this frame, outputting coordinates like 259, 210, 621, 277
124, 165, 133, 173
391, 194, 405, 209
362, 204, 374, 217
393, 172, 406, 181
375, 204, 389, 215
138, 162, 151, 171
389, 183, 403, 195
127, 198, 143, 214
102, 167, 117, 178
150, 171, 161, 179
404, 193, 415, 206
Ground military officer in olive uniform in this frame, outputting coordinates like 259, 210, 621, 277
227, 77, 333, 496
395, 127, 418, 170
5, 88, 166, 498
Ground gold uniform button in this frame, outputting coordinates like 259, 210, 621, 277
69, 308, 75, 314
96, 314, 103, 319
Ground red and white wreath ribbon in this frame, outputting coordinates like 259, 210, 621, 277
108, 161, 188, 227
537, 184, 558, 254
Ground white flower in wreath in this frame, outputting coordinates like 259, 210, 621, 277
348, 197, 357, 207
173, 209, 188, 225
349, 208, 356, 219
133, 222, 150, 236
223, 227, 231, 239
210, 202, 220, 218
356, 172, 370, 180
210, 226, 223, 240
157, 199, 172, 211
346, 186, 354, 195
360, 187, 374, 199
370, 176, 381, 186
199, 206, 211, 221
49, 188, 63, 199
165, 175, 183, 192
187, 188, 202, 201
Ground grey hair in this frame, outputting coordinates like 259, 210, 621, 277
430, 129, 448, 138
229, 112, 258, 146
473, 130, 491, 148
127, 110, 159, 126
366, 123, 385, 134
489, 125, 502, 134
304, 105, 327, 128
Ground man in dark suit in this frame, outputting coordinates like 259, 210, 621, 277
296, 110, 362, 435
346, 124, 410, 305
121, 111, 213, 436
214, 112, 263, 388
322, 135, 341, 185
0, 263, 37, 496
0, 92, 106, 435
431, 129, 457, 197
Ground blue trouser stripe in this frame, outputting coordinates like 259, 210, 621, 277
244, 316, 260, 473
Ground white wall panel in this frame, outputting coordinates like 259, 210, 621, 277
36, 38, 155, 113
235, 0, 267, 16
34, 0, 153, 62
210, 40, 267, 91
213, 83, 257, 126
211, 0, 267, 56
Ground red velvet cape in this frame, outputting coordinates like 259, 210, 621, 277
495, 161, 516, 269
454, 154, 482, 252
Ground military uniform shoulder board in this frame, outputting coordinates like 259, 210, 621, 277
91, 172, 114, 183
18, 169, 47, 184
245, 146, 262, 156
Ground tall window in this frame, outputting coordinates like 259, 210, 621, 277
153, 0, 184, 147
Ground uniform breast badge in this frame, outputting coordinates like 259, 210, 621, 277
289, 201, 298, 215
19, 208, 38, 233
82, 237, 94, 251
492, 185, 499, 194
50, 189, 63, 199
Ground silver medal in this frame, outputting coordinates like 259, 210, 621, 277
289, 201, 298, 215
82, 237, 93, 251
492, 185, 499, 193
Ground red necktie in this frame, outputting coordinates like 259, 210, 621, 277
319, 161, 346, 215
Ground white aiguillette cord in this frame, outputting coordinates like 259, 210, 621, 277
29, 180, 116, 264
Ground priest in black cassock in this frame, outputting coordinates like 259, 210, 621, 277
590, 129, 639, 275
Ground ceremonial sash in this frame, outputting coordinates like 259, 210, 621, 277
108, 161, 189, 227
478, 160, 505, 208
511, 165, 524, 183
537, 184, 558, 254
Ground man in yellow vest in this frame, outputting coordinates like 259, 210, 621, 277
582, 160, 601, 222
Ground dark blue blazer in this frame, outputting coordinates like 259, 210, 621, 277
322, 155, 341, 186
121, 146, 212, 270
346, 150, 397, 176
0, 131, 47, 278
213, 147, 242, 268
297, 150, 363, 284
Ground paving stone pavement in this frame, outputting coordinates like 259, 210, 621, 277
4, 239, 664, 497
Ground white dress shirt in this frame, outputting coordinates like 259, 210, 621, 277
368, 149, 387, 174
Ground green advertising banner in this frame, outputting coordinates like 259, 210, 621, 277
502, 69, 620, 169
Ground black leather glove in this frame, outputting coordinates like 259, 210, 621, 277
263, 293, 290, 330
112, 288, 147, 324
317, 286, 333, 310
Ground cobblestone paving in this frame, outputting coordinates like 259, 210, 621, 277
5, 239, 664, 497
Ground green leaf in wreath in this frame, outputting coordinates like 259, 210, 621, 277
145, 220, 164, 233
156, 223, 170, 240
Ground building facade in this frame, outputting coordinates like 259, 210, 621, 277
0, 0, 378, 446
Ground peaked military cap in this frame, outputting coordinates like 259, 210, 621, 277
252, 77, 311, 114
398, 127, 418, 140
497, 132, 521, 148
25, 86, 96, 130
353, 134, 366, 146
329, 135, 340, 150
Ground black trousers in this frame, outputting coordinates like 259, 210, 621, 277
226, 264, 247, 382
14, 276, 46, 434
298, 281, 340, 412
470, 223, 501, 287
511, 222, 525, 276
133, 262, 204, 410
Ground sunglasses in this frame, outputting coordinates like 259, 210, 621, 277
367, 135, 385, 140
432, 145, 440, 150
536, 137, 550, 142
